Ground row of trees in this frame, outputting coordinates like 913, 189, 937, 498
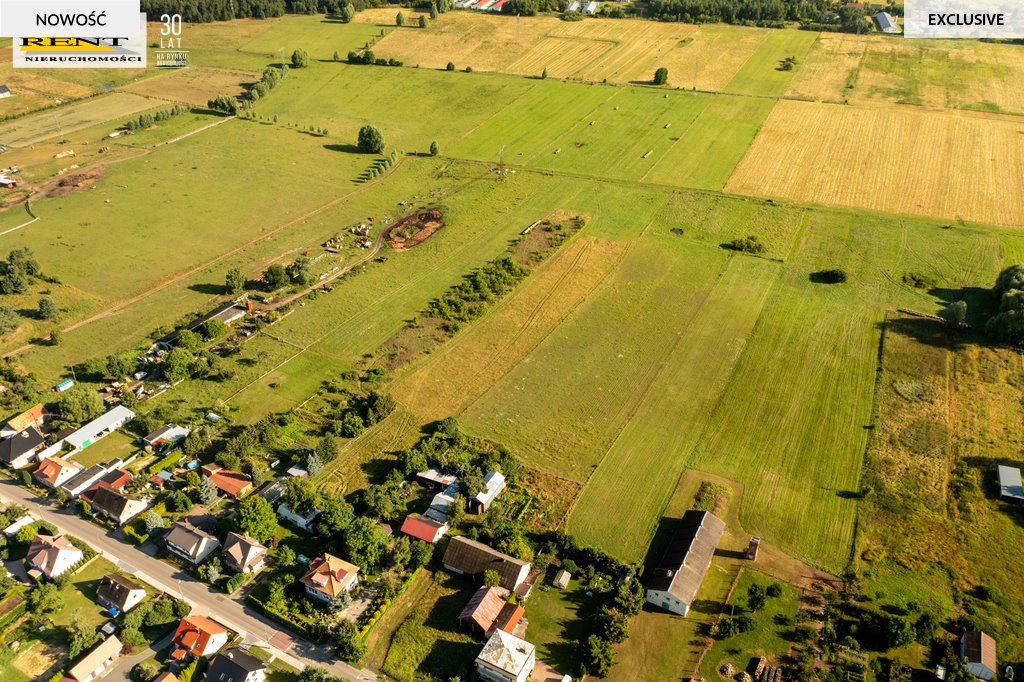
125, 104, 189, 132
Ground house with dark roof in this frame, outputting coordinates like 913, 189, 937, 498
0, 425, 46, 469
202, 648, 267, 682
0, 86, 10, 100
171, 615, 229, 661
97, 574, 147, 614
400, 514, 448, 544
443, 536, 531, 592
300, 553, 359, 603
61, 459, 125, 499
222, 532, 267, 574
961, 631, 997, 681
645, 510, 725, 616
459, 586, 525, 638
165, 521, 220, 564
90, 486, 149, 526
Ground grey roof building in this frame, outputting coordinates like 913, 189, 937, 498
645, 510, 726, 616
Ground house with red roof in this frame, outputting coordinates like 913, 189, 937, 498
400, 514, 449, 544
201, 464, 253, 500
459, 586, 525, 638
34, 456, 82, 489
171, 615, 229, 661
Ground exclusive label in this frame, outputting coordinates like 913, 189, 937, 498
905, 0, 1024, 37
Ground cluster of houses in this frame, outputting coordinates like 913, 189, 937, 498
398, 468, 507, 546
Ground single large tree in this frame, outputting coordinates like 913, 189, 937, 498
225, 267, 245, 294
234, 495, 276, 541
291, 49, 309, 68
357, 125, 386, 154
340, 3, 356, 22
653, 67, 669, 85
57, 386, 104, 425
263, 263, 290, 290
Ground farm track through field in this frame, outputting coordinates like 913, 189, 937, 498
4, 127, 393, 358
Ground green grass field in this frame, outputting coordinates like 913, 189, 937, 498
0, 93, 157, 147
723, 29, 819, 97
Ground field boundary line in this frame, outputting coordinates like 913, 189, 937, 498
0, 214, 38, 238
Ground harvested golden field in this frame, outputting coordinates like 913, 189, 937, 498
360, 10, 550, 71
365, 12, 765, 89
393, 236, 628, 421
787, 33, 1024, 113
121, 67, 257, 106
726, 100, 1024, 227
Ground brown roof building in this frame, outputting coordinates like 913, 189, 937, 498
442, 536, 531, 592
202, 464, 253, 499
961, 630, 997, 681
300, 554, 359, 603
459, 586, 525, 638
645, 510, 725, 616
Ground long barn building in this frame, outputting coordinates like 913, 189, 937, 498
646, 510, 726, 616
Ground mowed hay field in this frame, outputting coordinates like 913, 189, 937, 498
364, 11, 812, 93
726, 100, 1024, 228
0, 92, 157, 147
451, 82, 771, 190
787, 32, 1024, 113
122, 67, 257, 106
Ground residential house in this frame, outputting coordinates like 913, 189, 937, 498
34, 456, 82, 489
468, 471, 506, 514
0, 86, 10, 100
202, 464, 253, 500
0, 426, 47, 469
645, 510, 725, 616
459, 586, 525, 638
276, 503, 319, 532
443, 537, 531, 592
61, 459, 125, 500
222, 532, 267, 574
64, 406, 135, 453
400, 514, 449, 544
997, 465, 1023, 503
165, 521, 220, 565
475, 630, 536, 682
0, 403, 47, 438
171, 615, 229, 661
90, 486, 148, 526
96, 574, 147, 614
300, 553, 359, 603
961, 631, 996, 681
143, 424, 190, 448
65, 635, 123, 682
202, 649, 267, 682
27, 534, 84, 579
874, 11, 900, 32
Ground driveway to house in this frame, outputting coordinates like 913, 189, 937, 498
0, 481, 378, 682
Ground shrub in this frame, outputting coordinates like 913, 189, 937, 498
446, 62, 455, 71
725, 235, 765, 254
811, 268, 848, 284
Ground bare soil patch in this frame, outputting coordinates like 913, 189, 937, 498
45, 166, 104, 198
384, 207, 445, 251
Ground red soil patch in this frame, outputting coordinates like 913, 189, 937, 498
384, 207, 445, 251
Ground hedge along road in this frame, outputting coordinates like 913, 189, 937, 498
0, 479, 378, 682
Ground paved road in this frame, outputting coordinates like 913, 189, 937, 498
0, 481, 377, 682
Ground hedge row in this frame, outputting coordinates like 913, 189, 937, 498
246, 594, 323, 642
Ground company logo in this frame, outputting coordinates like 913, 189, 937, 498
13, 13, 146, 68
154, 13, 189, 68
